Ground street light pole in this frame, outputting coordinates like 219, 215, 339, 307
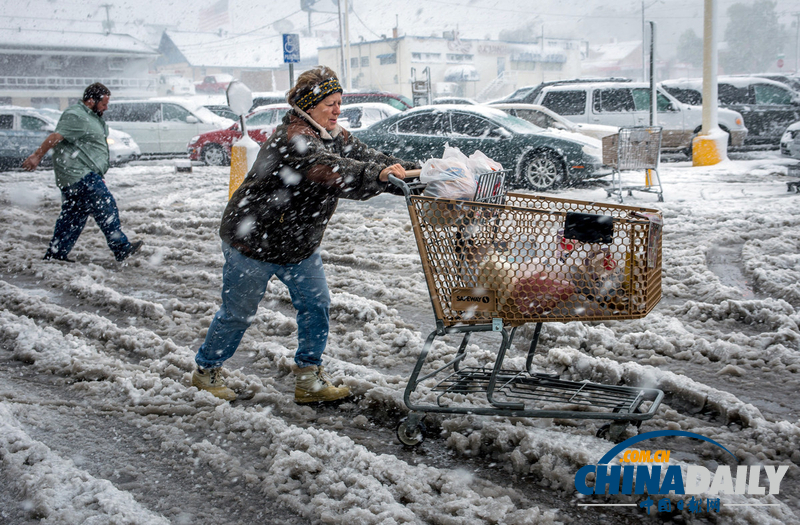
642, 1, 647, 81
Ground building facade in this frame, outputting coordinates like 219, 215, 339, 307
0, 28, 158, 109
318, 33, 585, 102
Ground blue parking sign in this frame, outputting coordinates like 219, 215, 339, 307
283, 34, 300, 63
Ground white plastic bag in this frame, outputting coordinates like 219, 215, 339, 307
466, 149, 503, 174
420, 145, 476, 200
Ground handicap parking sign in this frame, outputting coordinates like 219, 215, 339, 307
283, 34, 300, 63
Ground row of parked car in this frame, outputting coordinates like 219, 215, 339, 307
0, 105, 141, 169
6, 74, 800, 193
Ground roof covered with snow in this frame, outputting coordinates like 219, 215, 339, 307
159, 30, 325, 69
0, 27, 157, 56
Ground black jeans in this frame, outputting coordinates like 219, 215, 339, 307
46, 172, 132, 261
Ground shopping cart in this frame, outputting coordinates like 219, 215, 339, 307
604, 126, 663, 203
389, 170, 664, 445
788, 164, 800, 193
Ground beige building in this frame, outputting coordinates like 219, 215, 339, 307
318, 33, 585, 103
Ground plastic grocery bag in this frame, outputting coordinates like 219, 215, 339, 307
466, 149, 503, 174
420, 145, 477, 200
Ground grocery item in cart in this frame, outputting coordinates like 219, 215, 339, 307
478, 253, 577, 316
419, 158, 476, 200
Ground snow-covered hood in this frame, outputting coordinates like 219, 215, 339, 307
535, 127, 602, 149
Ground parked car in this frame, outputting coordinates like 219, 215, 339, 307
751, 73, 800, 93
251, 91, 413, 113
159, 75, 196, 96
528, 80, 747, 154
0, 106, 140, 169
203, 105, 238, 121
351, 105, 605, 191
250, 91, 287, 111
490, 103, 619, 141
431, 96, 479, 105
188, 103, 290, 165
194, 74, 234, 94
338, 102, 400, 130
342, 91, 414, 111
103, 98, 234, 155
0, 106, 55, 168
780, 120, 800, 158
33, 107, 141, 165
660, 76, 800, 145
492, 78, 632, 105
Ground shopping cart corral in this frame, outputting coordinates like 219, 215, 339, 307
604, 126, 663, 203
389, 170, 664, 445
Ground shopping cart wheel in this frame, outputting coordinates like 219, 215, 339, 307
397, 417, 426, 447
596, 421, 630, 443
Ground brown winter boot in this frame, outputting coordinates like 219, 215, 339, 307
191, 367, 237, 401
293, 365, 351, 403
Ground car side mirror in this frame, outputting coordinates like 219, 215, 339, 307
186, 115, 199, 124
490, 127, 511, 139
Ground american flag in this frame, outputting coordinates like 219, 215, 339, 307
198, 0, 230, 32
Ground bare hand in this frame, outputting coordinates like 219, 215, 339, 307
380, 163, 406, 182
22, 154, 41, 171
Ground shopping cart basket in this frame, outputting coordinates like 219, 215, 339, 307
389, 170, 664, 445
604, 126, 663, 203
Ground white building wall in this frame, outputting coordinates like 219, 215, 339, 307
318, 35, 584, 102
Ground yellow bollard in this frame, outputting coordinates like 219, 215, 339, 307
228, 135, 261, 199
229, 143, 248, 199
692, 131, 729, 166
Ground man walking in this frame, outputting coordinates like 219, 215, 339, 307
22, 83, 142, 262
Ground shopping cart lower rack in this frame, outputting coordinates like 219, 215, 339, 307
389, 170, 664, 445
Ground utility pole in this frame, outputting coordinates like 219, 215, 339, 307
100, 3, 114, 34
642, 0, 646, 81
794, 12, 800, 73
343, 0, 351, 90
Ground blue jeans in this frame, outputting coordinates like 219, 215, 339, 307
195, 242, 331, 370
46, 172, 132, 261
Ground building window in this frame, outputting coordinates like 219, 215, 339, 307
378, 53, 396, 65
108, 57, 124, 71
446, 53, 473, 62
510, 61, 536, 71
351, 57, 359, 69
43, 57, 62, 70
542, 62, 563, 71
360, 56, 369, 67
411, 52, 442, 62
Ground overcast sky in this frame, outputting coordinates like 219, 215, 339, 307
4, 0, 800, 60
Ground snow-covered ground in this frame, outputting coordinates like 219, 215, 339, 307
1, 151, 799, 524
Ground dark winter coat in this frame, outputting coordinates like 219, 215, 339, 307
219, 110, 417, 264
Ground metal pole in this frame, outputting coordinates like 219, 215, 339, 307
701, 0, 719, 133
642, 1, 647, 81
337, 1, 346, 81
343, 0, 352, 90
289, 63, 294, 88
795, 13, 800, 73
649, 21, 657, 126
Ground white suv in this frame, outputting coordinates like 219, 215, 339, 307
532, 81, 748, 154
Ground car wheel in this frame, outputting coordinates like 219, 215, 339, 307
202, 144, 228, 166
517, 149, 565, 191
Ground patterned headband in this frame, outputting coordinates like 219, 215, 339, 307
293, 78, 343, 112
